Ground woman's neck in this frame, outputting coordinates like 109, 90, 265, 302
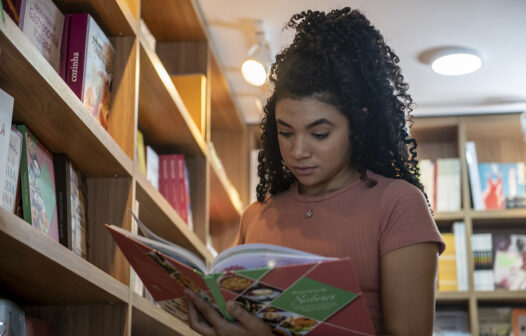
298, 169, 361, 197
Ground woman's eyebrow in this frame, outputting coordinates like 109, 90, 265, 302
276, 118, 334, 129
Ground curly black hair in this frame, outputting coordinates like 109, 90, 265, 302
256, 7, 425, 202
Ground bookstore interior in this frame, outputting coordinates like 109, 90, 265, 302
0, 0, 525, 335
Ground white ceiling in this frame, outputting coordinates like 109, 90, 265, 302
197, 0, 526, 124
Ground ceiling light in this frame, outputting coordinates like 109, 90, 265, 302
241, 20, 271, 87
431, 48, 482, 76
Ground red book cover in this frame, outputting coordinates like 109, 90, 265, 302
159, 154, 186, 222
106, 223, 375, 335
17, 124, 59, 242
175, 154, 189, 224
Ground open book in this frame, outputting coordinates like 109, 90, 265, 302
106, 213, 375, 335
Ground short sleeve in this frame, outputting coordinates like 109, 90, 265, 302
378, 180, 445, 257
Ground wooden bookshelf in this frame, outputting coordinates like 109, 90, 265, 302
0, 0, 247, 334
413, 113, 526, 335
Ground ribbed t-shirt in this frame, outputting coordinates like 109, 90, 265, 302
236, 170, 445, 334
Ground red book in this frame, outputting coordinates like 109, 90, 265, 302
159, 154, 188, 224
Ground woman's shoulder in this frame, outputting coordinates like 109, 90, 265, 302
242, 187, 295, 219
367, 171, 426, 200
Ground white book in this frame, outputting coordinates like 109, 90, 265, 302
0, 89, 14, 209
1, 127, 23, 213
453, 222, 468, 291
250, 149, 260, 204
419, 159, 435, 211
436, 158, 461, 212
465, 141, 484, 210
19, 0, 65, 73
146, 146, 159, 190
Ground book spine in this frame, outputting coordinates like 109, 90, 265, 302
53, 154, 69, 248
465, 142, 484, 210
175, 154, 188, 224
59, 14, 70, 80
65, 13, 88, 100
453, 222, 468, 291
2, 126, 23, 213
16, 124, 31, 225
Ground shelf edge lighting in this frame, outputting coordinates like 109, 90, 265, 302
431, 49, 483, 76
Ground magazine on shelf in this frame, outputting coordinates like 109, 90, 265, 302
106, 211, 375, 335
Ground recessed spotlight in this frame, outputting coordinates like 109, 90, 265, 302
430, 48, 482, 76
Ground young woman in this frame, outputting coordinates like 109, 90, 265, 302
184, 7, 445, 336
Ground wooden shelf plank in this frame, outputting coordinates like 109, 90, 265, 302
436, 291, 471, 301
138, 42, 207, 157
0, 208, 129, 305
56, 0, 137, 36
475, 290, 526, 302
131, 293, 200, 336
0, 15, 133, 178
209, 156, 243, 225
140, 0, 206, 41
135, 172, 213, 263
433, 211, 466, 221
470, 208, 526, 220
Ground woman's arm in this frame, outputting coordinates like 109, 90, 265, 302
381, 242, 439, 336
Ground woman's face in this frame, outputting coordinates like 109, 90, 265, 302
275, 96, 354, 196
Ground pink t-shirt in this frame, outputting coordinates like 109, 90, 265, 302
236, 171, 445, 334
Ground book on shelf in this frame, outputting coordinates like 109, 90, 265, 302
106, 212, 376, 335
512, 308, 526, 336
493, 234, 526, 290
437, 223, 467, 292
418, 159, 435, 211
0, 298, 25, 335
433, 310, 470, 336
159, 154, 191, 227
465, 141, 484, 210
436, 158, 461, 212
136, 129, 146, 175
0, 88, 14, 210
54, 154, 88, 258
1, 126, 23, 213
478, 307, 512, 336
478, 162, 526, 210
471, 232, 495, 291
146, 145, 159, 190
17, 124, 59, 241
2, 0, 64, 73
61, 13, 114, 129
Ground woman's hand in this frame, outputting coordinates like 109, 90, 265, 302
184, 289, 273, 336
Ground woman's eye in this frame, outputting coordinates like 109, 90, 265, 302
313, 133, 329, 139
278, 131, 292, 138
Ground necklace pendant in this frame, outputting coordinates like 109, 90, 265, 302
305, 208, 313, 218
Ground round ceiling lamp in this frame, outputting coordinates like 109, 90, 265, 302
430, 48, 483, 76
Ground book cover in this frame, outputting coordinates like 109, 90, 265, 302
465, 141, 484, 210
64, 13, 114, 129
512, 309, 526, 336
175, 154, 189, 225
17, 124, 59, 241
136, 129, 146, 175
436, 158, 461, 212
106, 217, 376, 335
0, 88, 14, 206
438, 233, 457, 291
478, 162, 526, 210
159, 154, 186, 223
493, 234, 526, 290
8, 0, 65, 73
0, 298, 25, 336
478, 307, 512, 336
1, 126, 23, 213
54, 154, 88, 258
146, 145, 159, 190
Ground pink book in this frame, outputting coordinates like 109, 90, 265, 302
63, 13, 114, 129
159, 154, 187, 223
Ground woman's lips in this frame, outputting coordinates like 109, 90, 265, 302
294, 166, 315, 176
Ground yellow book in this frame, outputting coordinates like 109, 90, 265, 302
438, 233, 457, 291
136, 130, 146, 175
